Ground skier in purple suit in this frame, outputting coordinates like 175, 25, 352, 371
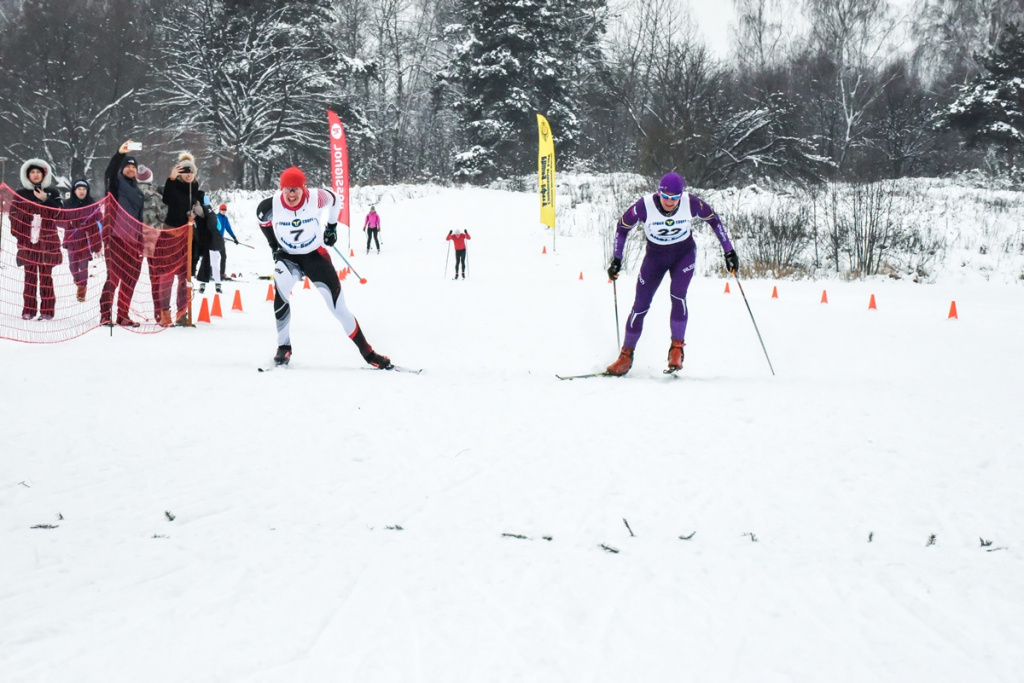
605, 172, 739, 375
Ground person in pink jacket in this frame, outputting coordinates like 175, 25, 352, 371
446, 228, 471, 279
363, 206, 381, 253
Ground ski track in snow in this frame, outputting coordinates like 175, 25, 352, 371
2, 185, 1023, 682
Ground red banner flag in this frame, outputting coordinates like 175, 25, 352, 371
327, 110, 350, 231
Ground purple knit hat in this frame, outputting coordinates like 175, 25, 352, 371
658, 172, 686, 195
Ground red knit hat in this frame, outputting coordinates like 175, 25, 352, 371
218, 204, 227, 212
279, 166, 306, 189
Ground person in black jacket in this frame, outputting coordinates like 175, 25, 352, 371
161, 152, 212, 293
100, 140, 146, 327
9, 158, 63, 320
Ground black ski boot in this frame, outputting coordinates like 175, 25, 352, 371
274, 344, 292, 366
362, 348, 393, 369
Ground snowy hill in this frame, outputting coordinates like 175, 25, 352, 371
3, 183, 1023, 682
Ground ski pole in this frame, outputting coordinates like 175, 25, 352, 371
231, 240, 256, 249
330, 245, 367, 284
731, 272, 775, 376
444, 241, 451, 279
613, 278, 621, 349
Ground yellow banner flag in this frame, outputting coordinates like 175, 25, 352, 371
537, 114, 556, 229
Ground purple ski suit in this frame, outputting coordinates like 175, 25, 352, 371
612, 193, 733, 348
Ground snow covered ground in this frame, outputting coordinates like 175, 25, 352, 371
3, 184, 1023, 682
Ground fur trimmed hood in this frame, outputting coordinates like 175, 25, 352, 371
20, 158, 54, 190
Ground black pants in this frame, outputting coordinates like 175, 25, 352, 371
454, 249, 466, 275
366, 228, 380, 252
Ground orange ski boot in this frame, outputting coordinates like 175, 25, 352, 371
667, 339, 685, 373
606, 347, 634, 376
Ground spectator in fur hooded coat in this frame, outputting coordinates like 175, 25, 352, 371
9, 158, 63, 319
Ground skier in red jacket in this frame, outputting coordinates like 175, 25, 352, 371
446, 228, 471, 279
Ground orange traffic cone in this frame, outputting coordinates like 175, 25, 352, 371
350, 248, 354, 257
820, 289, 828, 304
340, 268, 348, 281
542, 246, 547, 254
724, 281, 731, 294
948, 301, 958, 319
266, 284, 275, 301
211, 293, 223, 317
231, 289, 243, 311
771, 285, 779, 299
197, 297, 211, 323
303, 276, 310, 289
579, 271, 584, 280
868, 294, 877, 310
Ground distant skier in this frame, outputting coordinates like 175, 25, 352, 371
446, 228, 470, 279
257, 166, 392, 368
215, 204, 238, 280
605, 172, 738, 375
364, 205, 381, 254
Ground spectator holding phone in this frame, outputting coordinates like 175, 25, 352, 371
9, 158, 63, 319
100, 140, 146, 327
162, 152, 209, 285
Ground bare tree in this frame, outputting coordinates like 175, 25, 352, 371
801, 0, 901, 175
731, 0, 792, 72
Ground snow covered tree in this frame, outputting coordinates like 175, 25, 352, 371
0, 0, 154, 180
912, 0, 1024, 85
439, 0, 607, 182
943, 22, 1024, 171
149, 0, 374, 188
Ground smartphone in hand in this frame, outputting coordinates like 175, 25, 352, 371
127, 142, 142, 151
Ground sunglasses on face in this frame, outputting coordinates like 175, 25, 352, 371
660, 191, 682, 201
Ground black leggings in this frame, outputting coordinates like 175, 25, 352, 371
366, 228, 380, 251
454, 249, 466, 275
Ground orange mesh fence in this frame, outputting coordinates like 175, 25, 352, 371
0, 183, 190, 343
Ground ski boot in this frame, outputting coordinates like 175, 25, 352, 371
606, 347, 634, 376
215, 283, 223, 294
362, 348, 393, 370
274, 344, 292, 366
667, 339, 685, 373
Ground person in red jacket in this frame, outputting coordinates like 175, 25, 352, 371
446, 228, 470, 279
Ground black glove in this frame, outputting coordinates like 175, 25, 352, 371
273, 247, 287, 261
448, 230, 453, 236
724, 249, 739, 274
233, 238, 239, 245
323, 223, 338, 247
607, 257, 622, 280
